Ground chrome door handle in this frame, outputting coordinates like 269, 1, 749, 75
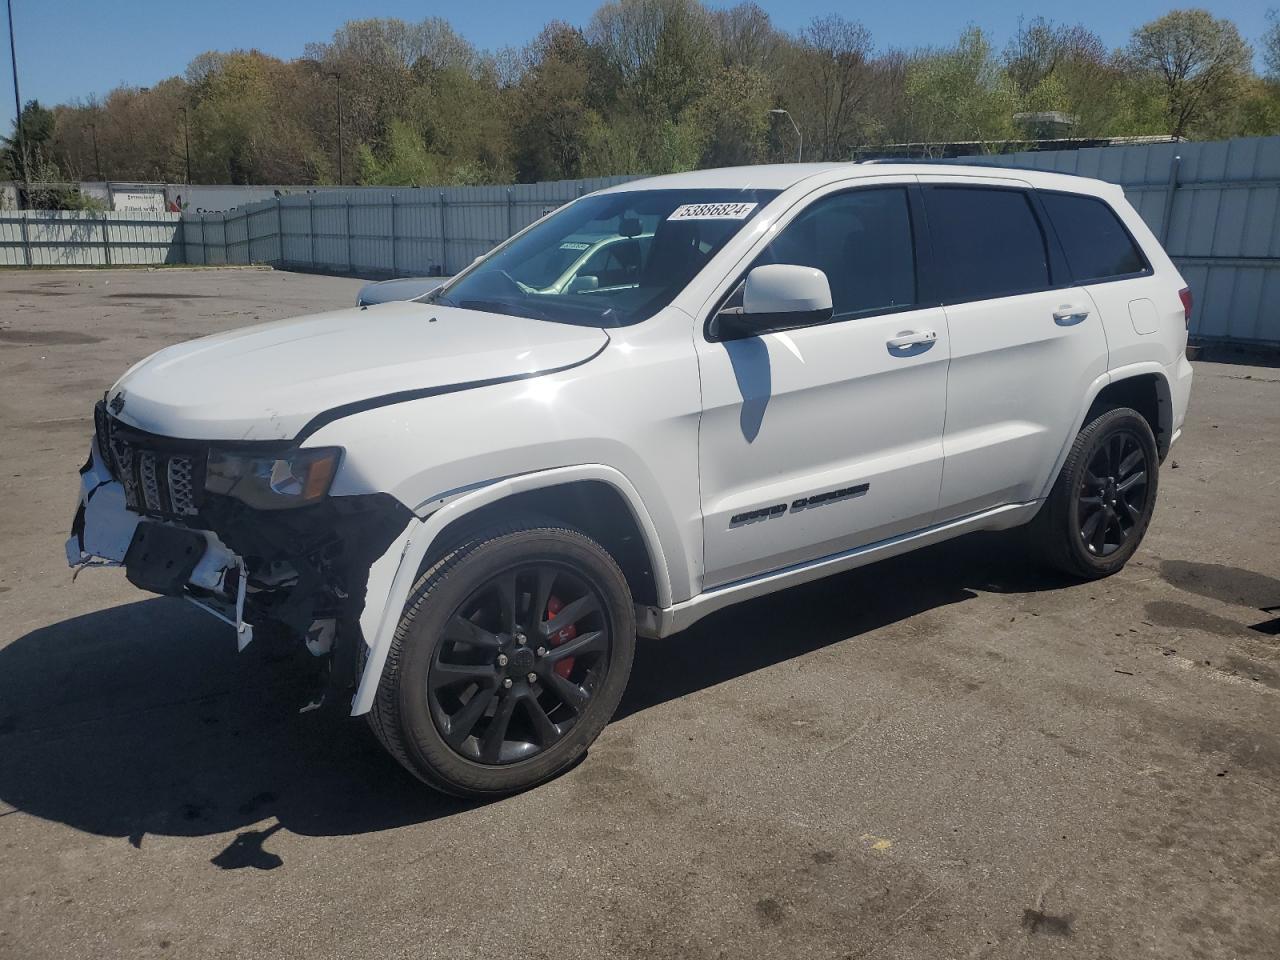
1053, 307, 1090, 326
887, 330, 937, 350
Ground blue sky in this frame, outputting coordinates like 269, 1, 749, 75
2, 0, 1272, 130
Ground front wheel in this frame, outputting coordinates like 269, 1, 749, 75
367, 524, 635, 797
1029, 406, 1160, 580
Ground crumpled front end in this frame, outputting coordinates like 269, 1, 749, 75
68, 401, 414, 710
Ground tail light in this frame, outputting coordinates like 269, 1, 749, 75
1178, 287, 1193, 329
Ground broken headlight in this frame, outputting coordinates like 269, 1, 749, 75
205, 447, 341, 510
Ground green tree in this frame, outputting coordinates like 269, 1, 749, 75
905, 29, 1020, 147
1, 100, 56, 180
711, 2, 782, 72
23, 2, 1277, 189
588, 0, 716, 120
511, 23, 603, 181
694, 63, 772, 166
1250, 10, 1280, 137
1263, 10, 1280, 81
1124, 9, 1252, 138
357, 120, 440, 184
584, 0, 720, 174
1003, 18, 1132, 136
1234, 76, 1280, 135
780, 15, 874, 160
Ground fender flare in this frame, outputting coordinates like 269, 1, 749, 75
349, 463, 673, 716
1038, 362, 1173, 501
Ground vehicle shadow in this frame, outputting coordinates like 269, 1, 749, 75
619, 530, 1070, 719
0, 532, 1067, 847
0, 596, 467, 849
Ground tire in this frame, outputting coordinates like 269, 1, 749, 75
1029, 406, 1160, 580
367, 523, 635, 798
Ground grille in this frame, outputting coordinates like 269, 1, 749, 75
95, 403, 201, 517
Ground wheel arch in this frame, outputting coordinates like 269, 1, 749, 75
418, 479, 663, 608
351, 464, 674, 716
1086, 368, 1173, 461
1039, 364, 1174, 503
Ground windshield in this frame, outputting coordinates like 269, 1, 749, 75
431, 188, 779, 327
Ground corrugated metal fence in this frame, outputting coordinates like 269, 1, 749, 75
180, 177, 639, 277
4, 142, 1278, 346
0, 210, 182, 266
946, 136, 1280, 347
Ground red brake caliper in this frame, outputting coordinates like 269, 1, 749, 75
545, 595, 576, 679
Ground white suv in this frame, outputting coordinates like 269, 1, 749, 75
68, 164, 1194, 796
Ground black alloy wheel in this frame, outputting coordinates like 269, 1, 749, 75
367, 524, 636, 798
427, 562, 611, 765
1076, 429, 1150, 558
1029, 405, 1160, 580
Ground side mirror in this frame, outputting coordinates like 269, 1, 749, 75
714, 264, 833, 341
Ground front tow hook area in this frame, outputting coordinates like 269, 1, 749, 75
118, 520, 254, 651
123, 521, 206, 596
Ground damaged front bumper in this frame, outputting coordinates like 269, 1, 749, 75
67, 436, 254, 644
67, 429, 415, 711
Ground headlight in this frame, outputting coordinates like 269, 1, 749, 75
205, 447, 341, 510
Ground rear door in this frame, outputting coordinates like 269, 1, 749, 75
1037, 189, 1184, 373
695, 181, 951, 588
919, 178, 1109, 519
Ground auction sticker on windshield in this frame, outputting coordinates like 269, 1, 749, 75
667, 202, 758, 221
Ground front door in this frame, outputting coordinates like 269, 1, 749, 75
695, 183, 951, 589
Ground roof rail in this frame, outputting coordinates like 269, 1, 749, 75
856, 157, 1094, 179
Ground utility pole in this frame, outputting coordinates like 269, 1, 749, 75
6, 0, 29, 199
178, 106, 191, 184
86, 123, 101, 180
329, 72, 343, 185
770, 108, 803, 163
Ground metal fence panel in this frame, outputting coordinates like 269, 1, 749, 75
176, 175, 638, 278
0, 210, 181, 266
7, 152, 1276, 347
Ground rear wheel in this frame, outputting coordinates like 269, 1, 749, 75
368, 524, 635, 797
1030, 406, 1159, 580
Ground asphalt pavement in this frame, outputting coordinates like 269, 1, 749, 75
1, 267, 1278, 960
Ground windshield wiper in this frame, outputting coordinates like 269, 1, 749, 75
455, 298, 556, 322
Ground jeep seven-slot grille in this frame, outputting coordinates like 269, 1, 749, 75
94, 402, 201, 518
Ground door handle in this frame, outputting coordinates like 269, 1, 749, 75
887, 330, 937, 350
1053, 306, 1090, 326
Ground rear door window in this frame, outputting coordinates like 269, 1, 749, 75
1040, 191, 1149, 283
922, 187, 1051, 303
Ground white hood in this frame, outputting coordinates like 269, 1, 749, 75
109, 300, 609, 441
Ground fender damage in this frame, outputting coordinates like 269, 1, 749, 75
69, 410, 415, 711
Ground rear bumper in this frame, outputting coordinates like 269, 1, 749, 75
1169, 352, 1194, 442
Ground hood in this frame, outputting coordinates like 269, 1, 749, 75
109, 301, 609, 441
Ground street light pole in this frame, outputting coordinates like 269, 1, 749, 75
6, 0, 29, 196
329, 72, 343, 185
770, 108, 803, 163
